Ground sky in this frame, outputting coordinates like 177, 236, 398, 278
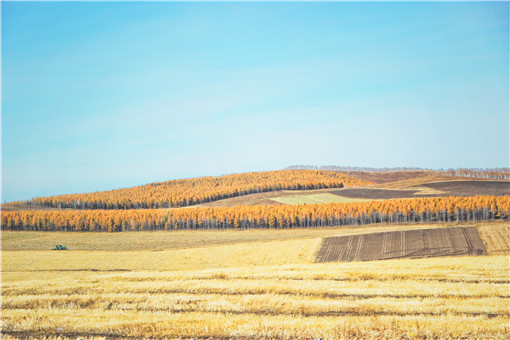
2, 2, 509, 202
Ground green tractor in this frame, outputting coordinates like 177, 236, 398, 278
53, 244, 68, 250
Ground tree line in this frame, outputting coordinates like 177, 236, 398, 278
443, 169, 510, 180
286, 165, 510, 180
3, 195, 508, 232
11, 170, 372, 210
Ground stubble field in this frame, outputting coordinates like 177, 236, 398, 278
2, 256, 509, 339
1, 221, 509, 339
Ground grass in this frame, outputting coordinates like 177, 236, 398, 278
270, 192, 369, 205
2, 221, 509, 339
1, 256, 508, 338
1, 238, 321, 273
477, 223, 510, 255
1, 221, 487, 251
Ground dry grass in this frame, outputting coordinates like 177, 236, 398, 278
3, 221, 502, 251
270, 192, 369, 205
477, 223, 510, 255
1, 256, 508, 339
1, 238, 321, 273
374, 174, 482, 189
2, 222, 509, 339
1, 204, 59, 212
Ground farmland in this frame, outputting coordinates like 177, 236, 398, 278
1, 221, 509, 338
1, 169, 509, 339
330, 180, 510, 200
315, 227, 487, 263
8, 170, 372, 210
3, 0, 509, 337
2, 252, 508, 338
271, 192, 368, 205
4, 171, 509, 211
198, 178, 510, 207
1, 222, 469, 251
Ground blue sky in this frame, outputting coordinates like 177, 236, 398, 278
2, 2, 508, 202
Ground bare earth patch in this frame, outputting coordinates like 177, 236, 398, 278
330, 180, 509, 200
315, 227, 487, 262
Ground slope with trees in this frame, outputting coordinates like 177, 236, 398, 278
12, 170, 372, 210
3, 195, 508, 232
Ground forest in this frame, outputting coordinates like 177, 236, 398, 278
2, 195, 508, 232
12, 170, 372, 210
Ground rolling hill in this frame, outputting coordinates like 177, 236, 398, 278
7, 170, 372, 210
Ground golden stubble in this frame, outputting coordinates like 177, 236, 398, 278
2, 255, 509, 339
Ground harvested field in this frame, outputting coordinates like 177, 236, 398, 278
315, 227, 487, 263
195, 190, 286, 207
270, 193, 367, 205
330, 188, 426, 199
370, 175, 499, 190
338, 171, 502, 188
2, 256, 508, 339
2, 223, 508, 339
1, 204, 58, 212
197, 189, 360, 207
2, 238, 321, 272
2, 223, 460, 251
421, 180, 510, 196
336, 170, 439, 184
477, 223, 510, 255
330, 180, 509, 200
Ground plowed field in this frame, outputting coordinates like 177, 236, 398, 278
315, 227, 487, 263
329, 180, 509, 199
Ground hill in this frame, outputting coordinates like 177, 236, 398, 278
196, 171, 509, 207
7, 170, 371, 210
2, 195, 509, 232
3, 170, 508, 210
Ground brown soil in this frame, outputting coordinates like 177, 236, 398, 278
5, 177, 507, 211
329, 180, 509, 200
315, 227, 487, 262
420, 181, 510, 196
337, 170, 440, 184
375, 174, 470, 189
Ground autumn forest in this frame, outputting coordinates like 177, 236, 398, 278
2, 170, 509, 232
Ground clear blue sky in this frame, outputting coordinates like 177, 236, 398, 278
2, 2, 509, 202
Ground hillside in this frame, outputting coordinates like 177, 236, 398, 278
4, 170, 508, 211
3, 195, 509, 232
8, 170, 371, 210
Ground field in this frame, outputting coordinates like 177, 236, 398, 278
330, 180, 510, 200
315, 227, 487, 263
2, 168, 509, 338
2, 238, 321, 273
1, 221, 509, 338
2, 255, 508, 339
421, 180, 510, 196
194, 178, 510, 207
1, 222, 463, 251
185, 178, 510, 207
336, 170, 451, 185
477, 223, 510, 255
270, 192, 368, 205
